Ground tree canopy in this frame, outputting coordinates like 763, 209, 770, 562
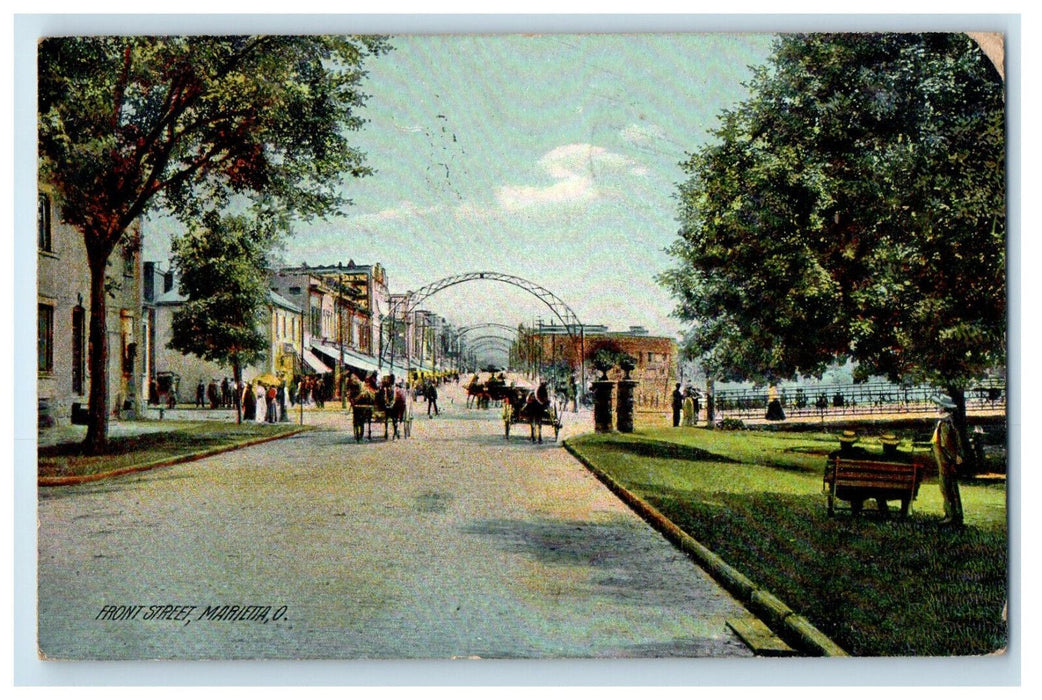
661, 33, 1005, 399
38, 34, 390, 450
169, 212, 271, 396
39, 35, 390, 239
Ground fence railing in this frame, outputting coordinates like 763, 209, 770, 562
712, 381, 1006, 421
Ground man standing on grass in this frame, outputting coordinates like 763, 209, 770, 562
931, 394, 965, 527
672, 383, 683, 427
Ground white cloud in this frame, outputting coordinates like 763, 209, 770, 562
353, 201, 439, 224
619, 122, 666, 146
495, 143, 641, 211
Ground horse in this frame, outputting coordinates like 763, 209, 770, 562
521, 392, 548, 444
351, 388, 374, 443
465, 377, 484, 408
386, 386, 408, 440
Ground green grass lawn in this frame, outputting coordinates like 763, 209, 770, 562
567, 423, 1008, 657
38, 421, 309, 479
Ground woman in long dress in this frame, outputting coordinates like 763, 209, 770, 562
242, 383, 256, 420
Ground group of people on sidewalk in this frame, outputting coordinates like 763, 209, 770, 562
194, 378, 237, 410
671, 383, 702, 427
240, 381, 288, 423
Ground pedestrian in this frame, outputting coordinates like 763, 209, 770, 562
242, 382, 256, 420
692, 391, 701, 424
195, 379, 205, 408
207, 379, 219, 409
277, 381, 288, 422
255, 383, 266, 422
682, 390, 695, 427
931, 394, 965, 527
314, 378, 325, 409
567, 374, 578, 413
221, 377, 231, 409
672, 383, 683, 427
427, 381, 439, 417
265, 385, 278, 423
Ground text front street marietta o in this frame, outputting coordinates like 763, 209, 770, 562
95, 604, 287, 625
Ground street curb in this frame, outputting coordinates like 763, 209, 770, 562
562, 438, 848, 658
38, 427, 313, 487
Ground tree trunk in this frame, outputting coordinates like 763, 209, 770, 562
83, 250, 111, 454
705, 377, 715, 429
948, 386, 976, 475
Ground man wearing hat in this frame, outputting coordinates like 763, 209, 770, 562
837, 430, 864, 457
931, 394, 964, 527
880, 433, 902, 459
671, 383, 683, 428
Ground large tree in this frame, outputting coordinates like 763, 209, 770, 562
38, 35, 390, 452
169, 213, 272, 424
660, 33, 1005, 452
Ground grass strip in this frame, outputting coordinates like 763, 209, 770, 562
38, 422, 312, 483
566, 425, 1007, 657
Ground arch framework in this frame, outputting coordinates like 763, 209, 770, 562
400, 271, 586, 388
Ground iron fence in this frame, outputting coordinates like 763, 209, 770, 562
712, 380, 1006, 421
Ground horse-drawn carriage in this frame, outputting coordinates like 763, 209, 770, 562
465, 373, 513, 409
501, 386, 562, 442
349, 378, 409, 442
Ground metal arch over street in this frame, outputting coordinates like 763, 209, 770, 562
467, 334, 515, 347
457, 322, 520, 338
402, 271, 587, 388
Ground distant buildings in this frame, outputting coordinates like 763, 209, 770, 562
148, 278, 303, 395
38, 203, 673, 426
518, 323, 677, 407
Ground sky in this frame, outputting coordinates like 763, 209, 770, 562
144, 32, 776, 345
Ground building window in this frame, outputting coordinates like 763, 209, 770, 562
38, 304, 54, 372
123, 244, 135, 277
310, 306, 321, 338
38, 194, 52, 252
289, 286, 302, 295
72, 306, 85, 394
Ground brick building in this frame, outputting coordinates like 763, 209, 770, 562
520, 323, 677, 407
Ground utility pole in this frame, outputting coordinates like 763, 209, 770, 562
338, 262, 346, 409
299, 276, 306, 426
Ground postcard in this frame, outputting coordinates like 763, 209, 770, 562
22, 17, 1015, 684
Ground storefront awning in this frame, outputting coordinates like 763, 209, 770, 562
310, 341, 377, 375
302, 348, 332, 374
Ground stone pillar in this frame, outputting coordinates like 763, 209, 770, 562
616, 379, 638, 433
591, 380, 615, 433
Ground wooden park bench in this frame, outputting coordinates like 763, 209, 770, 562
823, 457, 924, 518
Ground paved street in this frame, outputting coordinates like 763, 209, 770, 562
38, 383, 754, 660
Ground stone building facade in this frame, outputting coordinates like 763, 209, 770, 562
37, 188, 145, 427
150, 283, 302, 395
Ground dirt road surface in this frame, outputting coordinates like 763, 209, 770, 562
37, 383, 755, 659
